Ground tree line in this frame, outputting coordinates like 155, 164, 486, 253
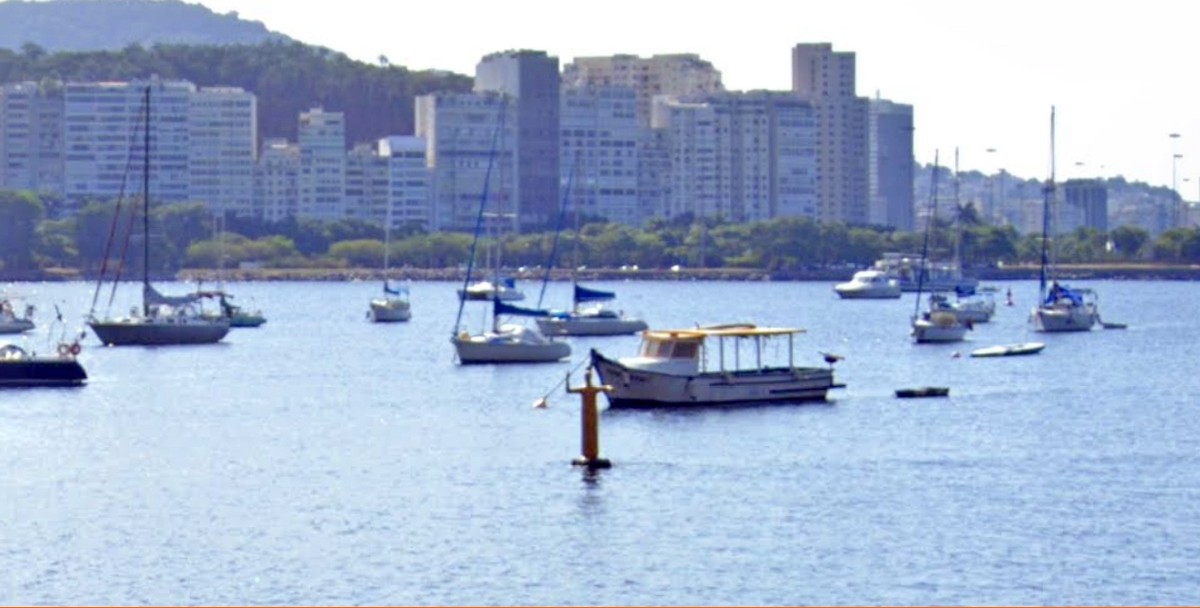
5, 190, 1200, 277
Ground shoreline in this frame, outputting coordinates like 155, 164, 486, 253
6, 263, 1200, 283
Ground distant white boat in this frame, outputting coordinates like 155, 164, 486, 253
458, 278, 524, 302
833, 269, 901, 299
910, 150, 970, 344
537, 283, 648, 336
0, 297, 35, 335
929, 289, 995, 323
970, 342, 1046, 358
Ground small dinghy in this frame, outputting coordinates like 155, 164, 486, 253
895, 386, 949, 399
970, 342, 1046, 358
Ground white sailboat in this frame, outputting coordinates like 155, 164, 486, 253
87, 85, 231, 346
1031, 107, 1099, 333
450, 105, 569, 364
0, 296, 35, 334
368, 196, 411, 323
912, 150, 971, 344
535, 157, 647, 337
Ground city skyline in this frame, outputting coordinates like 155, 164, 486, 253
187, 0, 1200, 194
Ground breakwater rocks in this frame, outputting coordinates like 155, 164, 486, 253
7, 264, 1200, 283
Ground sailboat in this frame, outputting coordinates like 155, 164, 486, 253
450, 104, 569, 364
0, 296, 35, 334
535, 157, 648, 337
368, 200, 411, 323
1031, 106, 1099, 332
929, 148, 996, 324
199, 215, 266, 328
912, 150, 971, 344
88, 85, 231, 346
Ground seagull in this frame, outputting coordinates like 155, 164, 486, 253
820, 352, 844, 367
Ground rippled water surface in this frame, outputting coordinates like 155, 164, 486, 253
2, 279, 1198, 605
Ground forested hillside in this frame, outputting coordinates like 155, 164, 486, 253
0, 41, 473, 143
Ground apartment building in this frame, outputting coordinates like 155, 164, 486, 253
254, 138, 299, 222
189, 87, 257, 217
869, 97, 915, 231
297, 107, 347, 221
0, 81, 63, 198
560, 86, 641, 226
475, 50, 560, 231
378, 136, 431, 231
791, 43, 870, 225
563, 54, 724, 128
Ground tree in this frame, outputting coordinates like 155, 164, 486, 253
0, 190, 46, 271
1109, 224, 1149, 260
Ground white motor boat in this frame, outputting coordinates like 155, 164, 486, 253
833, 270, 901, 299
0, 298, 35, 334
590, 324, 842, 408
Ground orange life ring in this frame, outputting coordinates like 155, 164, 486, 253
69, 343, 82, 356
57, 343, 70, 356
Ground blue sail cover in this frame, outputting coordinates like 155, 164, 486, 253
574, 284, 615, 303
384, 281, 407, 297
955, 284, 976, 297
495, 299, 551, 317
1045, 282, 1083, 306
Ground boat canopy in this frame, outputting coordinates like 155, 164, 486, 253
495, 299, 551, 318
574, 284, 615, 303
145, 284, 199, 306
642, 325, 805, 341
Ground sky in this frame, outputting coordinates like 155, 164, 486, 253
191, 0, 1200, 194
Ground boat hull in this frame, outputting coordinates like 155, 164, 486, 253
1031, 306, 1097, 332
970, 342, 1046, 357
0, 319, 35, 334
537, 316, 647, 336
834, 287, 901, 299
453, 338, 570, 364
912, 314, 969, 343
90, 318, 231, 346
369, 298, 411, 323
591, 349, 838, 408
0, 359, 87, 387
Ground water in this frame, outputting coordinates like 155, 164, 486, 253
3, 279, 1199, 605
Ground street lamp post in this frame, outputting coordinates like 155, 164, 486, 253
985, 147, 997, 222
1170, 133, 1182, 227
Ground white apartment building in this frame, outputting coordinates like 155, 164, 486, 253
791, 43, 870, 225
415, 91, 514, 232
297, 107, 347, 220
254, 138, 299, 222
651, 96, 719, 220
378, 136, 431, 231
563, 54, 725, 127
560, 86, 641, 226
345, 142, 388, 224
63, 79, 193, 205
189, 87, 257, 217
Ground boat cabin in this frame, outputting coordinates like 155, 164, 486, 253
626, 325, 804, 376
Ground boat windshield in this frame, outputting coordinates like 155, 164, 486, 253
641, 337, 701, 360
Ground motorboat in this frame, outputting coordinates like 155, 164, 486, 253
0, 342, 87, 388
872, 252, 978, 293
929, 289, 995, 323
0, 298, 35, 334
537, 284, 647, 336
833, 270, 901, 299
590, 324, 843, 408
458, 278, 524, 302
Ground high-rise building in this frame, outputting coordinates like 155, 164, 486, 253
378, 136, 431, 231
475, 50, 560, 231
0, 81, 64, 198
650, 92, 817, 223
560, 86, 641, 226
297, 107, 346, 220
189, 86, 257, 217
563, 54, 724, 127
255, 138, 299, 222
869, 98, 915, 231
63, 80, 193, 205
415, 91, 514, 232
791, 43, 870, 225
345, 142, 389, 223
1063, 178, 1108, 233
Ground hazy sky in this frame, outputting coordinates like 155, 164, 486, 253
192, 0, 1198, 193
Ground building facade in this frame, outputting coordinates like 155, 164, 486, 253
297, 107, 347, 221
563, 54, 724, 128
559, 85, 641, 226
869, 98, 915, 231
189, 86, 257, 217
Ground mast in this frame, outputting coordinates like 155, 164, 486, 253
142, 85, 151, 317
915, 150, 939, 320
452, 96, 505, 337
1039, 106, 1055, 302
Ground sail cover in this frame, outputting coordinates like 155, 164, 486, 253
144, 284, 199, 307
574, 284, 615, 303
384, 281, 407, 297
495, 299, 551, 317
